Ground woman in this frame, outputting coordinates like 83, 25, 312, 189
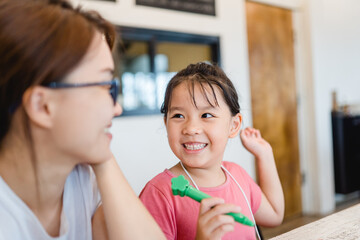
0, 0, 165, 239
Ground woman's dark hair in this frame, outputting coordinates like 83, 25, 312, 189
0, 0, 116, 146
161, 62, 240, 118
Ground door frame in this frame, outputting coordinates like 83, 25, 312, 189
246, 0, 330, 214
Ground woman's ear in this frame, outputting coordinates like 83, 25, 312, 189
22, 86, 54, 129
229, 113, 242, 138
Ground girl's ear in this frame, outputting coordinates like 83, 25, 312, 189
229, 113, 242, 138
22, 86, 54, 129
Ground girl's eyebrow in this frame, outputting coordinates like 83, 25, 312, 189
169, 106, 184, 112
198, 106, 217, 111
169, 105, 217, 113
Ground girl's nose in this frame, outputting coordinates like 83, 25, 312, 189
182, 119, 202, 135
114, 102, 123, 117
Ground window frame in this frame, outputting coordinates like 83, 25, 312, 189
116, 26, 221, 116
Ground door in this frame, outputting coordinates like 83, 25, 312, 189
246, 1, 302, 218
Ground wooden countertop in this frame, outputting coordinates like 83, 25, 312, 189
270, 203, 360, 240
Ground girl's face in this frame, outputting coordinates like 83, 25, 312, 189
165, 81, 241, 170
50, 33, 122, 164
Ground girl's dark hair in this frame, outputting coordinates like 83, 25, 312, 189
161, 62, 240, 117
0, 0, 116, 146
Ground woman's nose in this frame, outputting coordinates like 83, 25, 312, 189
114, 102, 123, 117
182, 119, 202, 135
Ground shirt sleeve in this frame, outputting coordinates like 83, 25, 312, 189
139, 182, 176, 240
242, 168, 262, 214
226, 162, 262, 214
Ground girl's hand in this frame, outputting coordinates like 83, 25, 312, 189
240, 127, 272, 159
195, 198, 240, 240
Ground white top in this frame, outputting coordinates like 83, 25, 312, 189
0, 164, 101, 240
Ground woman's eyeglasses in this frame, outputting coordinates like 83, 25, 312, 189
45, 78, 120, 105
8, 78, 120, 114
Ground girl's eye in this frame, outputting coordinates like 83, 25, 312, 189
202, 113, 214, 118
171, 114, 184, 119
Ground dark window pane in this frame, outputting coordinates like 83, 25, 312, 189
113, 28, 219, 116
115, 41, 157, 111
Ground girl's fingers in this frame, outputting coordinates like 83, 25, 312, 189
200, 201, 242, 222
198, 198, 225, 225
242, 127, 261, 138
241, 128, 251, 137
205, 214, 235, 233
197, 198, 241, 239
199, 197, 225, 215
211, 222, 235, 240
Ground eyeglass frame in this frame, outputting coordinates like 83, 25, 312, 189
44, 78, 120, 105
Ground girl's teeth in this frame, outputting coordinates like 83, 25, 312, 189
184, 143, 206, 150
104, 128, 110, 133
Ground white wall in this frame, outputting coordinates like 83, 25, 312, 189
305, 0, 360, 214
75, 0, 256, 195
75, 0, 360, 214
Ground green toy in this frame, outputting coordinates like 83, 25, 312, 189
171, 175, 254, 227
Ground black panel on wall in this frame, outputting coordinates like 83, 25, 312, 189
136, 0, 216, 16
332, 112, 360, 194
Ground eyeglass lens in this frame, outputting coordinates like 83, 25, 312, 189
110, 80, 119, 105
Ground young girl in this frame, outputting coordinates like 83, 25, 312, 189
140, 62, 284, 240
0, 1, 165, 239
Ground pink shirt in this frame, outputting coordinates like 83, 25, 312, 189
140, 161, 262, 240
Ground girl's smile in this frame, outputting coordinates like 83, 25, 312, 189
182, 142, 208, 152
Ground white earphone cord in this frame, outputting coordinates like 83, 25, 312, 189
180, 161, 262, 240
